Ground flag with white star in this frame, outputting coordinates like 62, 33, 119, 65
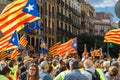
9, 30, 19, 46
72, 38, 77, 50
22, 0, 40, 17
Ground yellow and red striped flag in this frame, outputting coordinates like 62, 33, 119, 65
11, 48, 20, 60
0, 0, 40, 51
57, 38, 77, 57
49, 42, 60, 57
91, 48, 101, 57
0, 51, 11, 60
104, 29, 120, 44
82, 44, 88, 61
19, 34, 28, 47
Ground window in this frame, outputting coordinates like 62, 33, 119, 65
52, 21, 55, 35
61, 21, 63, 29
45, 18, 47, 33
41, 7, 43, 18
49, 20, 51, 33
52, 6, 55, 17
49, 38, 51, 47
49, 4, 51, 16
57, 20, 59, 28
45, 2, 47, 15
31, 37, 35, 46
65, 24, 67, 30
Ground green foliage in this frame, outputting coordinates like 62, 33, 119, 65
77, 33, 119, 58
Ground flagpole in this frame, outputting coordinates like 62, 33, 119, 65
107, 43, 110, 59
93, 39, 97, 61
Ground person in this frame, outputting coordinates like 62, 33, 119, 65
63, 59, 89, 80
54, 60, 71, 80
105, 66, 119, 80
39, 61, 52, 80
111, 61, 120, 79
19, 63, 40, 80
0, 66, 12, 80
82, 59, 105, 80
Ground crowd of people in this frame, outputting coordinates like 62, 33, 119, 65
0, 52, 120, 80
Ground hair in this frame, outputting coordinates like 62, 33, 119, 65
83, 59, 93, 69
27, 63, 40, 80
47, 65, 53, 74
38, 58, 44, 65
17, 56, 22, 62
8, 60, 14, 68
69, 59, 80, 69
108, 66, 118, 76
0, 66, 10, 75
66, 60, 70, 69
40, 61, 49, 70
19, 65, 26, 75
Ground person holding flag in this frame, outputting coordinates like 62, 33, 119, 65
38, 39, 48, 58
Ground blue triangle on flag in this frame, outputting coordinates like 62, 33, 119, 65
22, 0, 40, 17
72, 39, 77, 50
9, 30, 19, 46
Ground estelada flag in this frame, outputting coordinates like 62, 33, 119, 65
57, 38, 77, 57
0, 0, 40, 51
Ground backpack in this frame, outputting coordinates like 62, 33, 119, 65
86, 69, 100, 80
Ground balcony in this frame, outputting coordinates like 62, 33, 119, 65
60, 0, 64, 6
72, 8, 80, 17
69, 6, 73, 11
57, 0, 61, 4
65, 16, 69, 22
65, 3, 69, 10
57, 12, 62, 19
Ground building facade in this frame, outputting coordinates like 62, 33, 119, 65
56, 0, 81, 43
80, 0, 95, 35
94, 12, 113, 36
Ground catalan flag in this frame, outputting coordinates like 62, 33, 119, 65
91, 48, 101, 57
82, 44, 88, 61
11, 48, 20, 60
104, 29, 120, 44
49, 42, 60, 57
0, 0, 40, 51
0, 51, 11, 60
57, 38, 77, 57
19, 34, 28, 47
9, 30, 19, 46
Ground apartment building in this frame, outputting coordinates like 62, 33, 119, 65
94, 12, 113, 36
81, 0, 95, 35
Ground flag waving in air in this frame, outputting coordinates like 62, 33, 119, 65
57, 38, 77, 57
0, 0, 40, 51
104, 29, 120, 44
82, 44, 88, 61
24, 20, 42, 33
9, 30, 19, 46
49, 42, 60, 57
19, 34, 28, 47
22, 0, 40, 17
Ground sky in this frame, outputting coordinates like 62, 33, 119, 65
85, 0, 120, 23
